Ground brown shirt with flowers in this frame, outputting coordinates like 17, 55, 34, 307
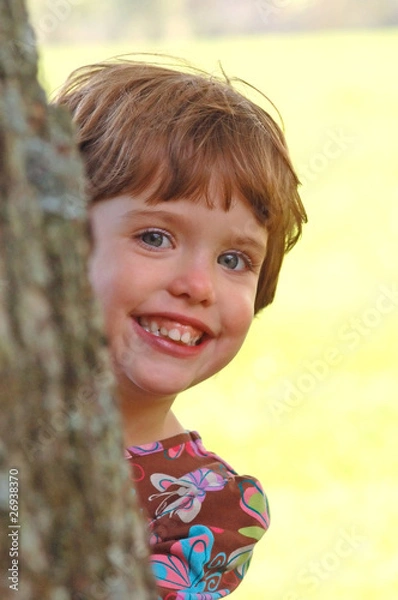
125, 431, 270, 599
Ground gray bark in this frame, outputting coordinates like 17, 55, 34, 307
0, 1, 157, 598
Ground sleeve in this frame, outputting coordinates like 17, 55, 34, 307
149, 475, 270, 600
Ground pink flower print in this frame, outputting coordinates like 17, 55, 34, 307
152, 525, 230, 598
149, 469, 227, 523
166, 443, 185, 459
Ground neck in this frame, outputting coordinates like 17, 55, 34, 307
117, 382, 185, 447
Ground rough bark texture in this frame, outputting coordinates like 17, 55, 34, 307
0, 1, 157, 598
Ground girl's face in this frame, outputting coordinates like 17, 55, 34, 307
88, 192, 268, 403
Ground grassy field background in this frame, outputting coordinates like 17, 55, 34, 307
38, 29, 398, 599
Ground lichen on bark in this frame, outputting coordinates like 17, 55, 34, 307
0, 1, 157, 598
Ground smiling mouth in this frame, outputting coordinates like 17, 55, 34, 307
136, 316, 205, 347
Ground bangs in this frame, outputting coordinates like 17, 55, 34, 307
83, 99, 282, 228
117, 113, 271, 225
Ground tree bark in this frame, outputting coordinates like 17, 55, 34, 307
0, 1, 157, 598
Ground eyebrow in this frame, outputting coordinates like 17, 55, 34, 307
119, 208, 183, 226
229, 233, 268, 257
120, 208, 267, 255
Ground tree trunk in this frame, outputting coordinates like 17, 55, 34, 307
0, 1, 157, 598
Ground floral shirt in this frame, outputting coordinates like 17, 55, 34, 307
125, 431, 270, 599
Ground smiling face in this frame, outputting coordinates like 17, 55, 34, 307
88, 193, 268, 404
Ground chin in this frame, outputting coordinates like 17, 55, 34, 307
125, 373, 192, 400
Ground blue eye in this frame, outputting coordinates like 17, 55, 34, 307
139, 230, 172, 248
218, 252, 250, 271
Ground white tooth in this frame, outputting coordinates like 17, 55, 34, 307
181, 332, 191, 344
168, 328, 181, 341
160, 326, 169, 336
139, 317, 149, 328
150, 321, 159, 333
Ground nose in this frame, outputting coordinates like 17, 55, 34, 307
167, 256, 217, 306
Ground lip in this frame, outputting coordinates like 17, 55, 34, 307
130, 312, 215, 358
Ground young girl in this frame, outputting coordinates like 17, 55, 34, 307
55, 57, 306, 599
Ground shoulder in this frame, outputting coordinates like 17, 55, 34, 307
127, 430, 270, 536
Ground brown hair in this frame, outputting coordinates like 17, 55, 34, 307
55, 56, 307, 313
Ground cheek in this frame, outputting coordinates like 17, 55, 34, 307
88, 247, 110, 295
89, 253, 125, 318
88, 257, 110, 307
225, 292, 255, 340
239, 305, 255, 339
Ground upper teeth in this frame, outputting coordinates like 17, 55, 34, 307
138, 318, 202, 346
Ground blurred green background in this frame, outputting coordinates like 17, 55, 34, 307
29, 0, 397, 597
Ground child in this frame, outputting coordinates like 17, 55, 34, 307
55, 57, 306, 599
